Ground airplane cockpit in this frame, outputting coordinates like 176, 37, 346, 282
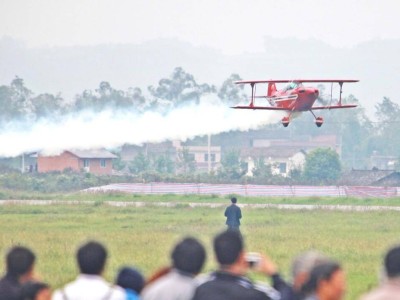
283, 81, 302, 91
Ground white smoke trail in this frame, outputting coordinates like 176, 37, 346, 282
0, 95, 283, 157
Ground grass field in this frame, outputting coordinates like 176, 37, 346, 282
1, 195, 400, 299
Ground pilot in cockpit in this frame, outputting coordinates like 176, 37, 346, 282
284, 82, 302, 91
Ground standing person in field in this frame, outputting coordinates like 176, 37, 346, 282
0, 246, 36, 300
225, 197, 242, 231
141, 237, 206, 300
52, 240, 125, 300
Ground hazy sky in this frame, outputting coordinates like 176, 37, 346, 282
1, 0, 399, 54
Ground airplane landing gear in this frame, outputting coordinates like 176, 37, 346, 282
282, 116, 290, 127
310, 110, 323, 127
315, 117, 324, 127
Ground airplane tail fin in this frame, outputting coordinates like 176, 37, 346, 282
267, 82, 277, 97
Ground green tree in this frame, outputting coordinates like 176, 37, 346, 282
219, 149, 245, 180
74, 81, 134, 112
10, 77, 34, 115
0, 77, 35, 121
0, 84, 16, 123
303, 148, 341, 184
112, 155, 127, 171
31, 93, 65, 118
177, 148, 196, 174
372, 97, 400, 156
148, 67, 215, 107
218, 74, 246, 105
129, 152, 151, 174
153, 154, 175, 174
252, 157, 272, 179
127, 87, 147, 111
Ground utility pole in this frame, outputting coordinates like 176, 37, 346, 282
208, 134, 211, 174
21, 153, 25, 173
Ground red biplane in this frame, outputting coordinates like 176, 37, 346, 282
232, 79, 359, 127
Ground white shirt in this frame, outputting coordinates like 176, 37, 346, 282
52, 274, 126, 300
141, 269, 198, 300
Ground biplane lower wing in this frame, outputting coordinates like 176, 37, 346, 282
232, 105, 288, 111
311, 104, 358, 110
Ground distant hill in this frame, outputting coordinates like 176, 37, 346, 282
1, 36, 399, 114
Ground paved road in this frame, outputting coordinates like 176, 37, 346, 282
1, 200, 400, 212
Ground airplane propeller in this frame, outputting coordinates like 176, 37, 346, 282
316, 82, 337, 106
316, 93, 330, 106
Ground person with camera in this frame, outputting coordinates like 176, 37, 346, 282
192, 230, 285, 300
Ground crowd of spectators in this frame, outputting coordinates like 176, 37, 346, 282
0, 231, 399, 300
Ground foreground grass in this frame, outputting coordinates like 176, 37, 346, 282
0, 203, 398, 299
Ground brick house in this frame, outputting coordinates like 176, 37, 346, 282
37, 149, 117, 175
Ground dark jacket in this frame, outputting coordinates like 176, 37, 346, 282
192, 271, 274, 300
271, 273, 299, 300
0, 274, 22, 300
224, 204, 242, 227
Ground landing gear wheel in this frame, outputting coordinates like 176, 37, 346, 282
282, 117, 290, 127
315, 117, 324, 127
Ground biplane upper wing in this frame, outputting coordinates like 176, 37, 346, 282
235, 80, 291, 84
235, 79, 359, 84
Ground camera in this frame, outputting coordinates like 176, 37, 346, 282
245, 252, 261, 268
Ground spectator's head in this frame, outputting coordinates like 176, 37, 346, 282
291, 250, 329, 291
116, 267, 145, 294
21, 281, 51, 300
214, 230, 243, 267
302, 261, 345, 300
6, 246, 35, 281
385, 244, 400, 278
231, 197, 237, 204
77, 241, 107, 275
171, 237, 206, 275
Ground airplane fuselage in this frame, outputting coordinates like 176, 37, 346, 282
271, 87, 319, 111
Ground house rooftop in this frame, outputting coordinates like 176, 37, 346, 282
338, 169, 396, 186
68, 149, 117, 159
240, 146, 306, 159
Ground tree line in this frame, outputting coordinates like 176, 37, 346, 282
0, 67, 245, 124
0, 67, 399, 189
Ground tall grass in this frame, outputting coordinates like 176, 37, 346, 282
0, 203, 398, 299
